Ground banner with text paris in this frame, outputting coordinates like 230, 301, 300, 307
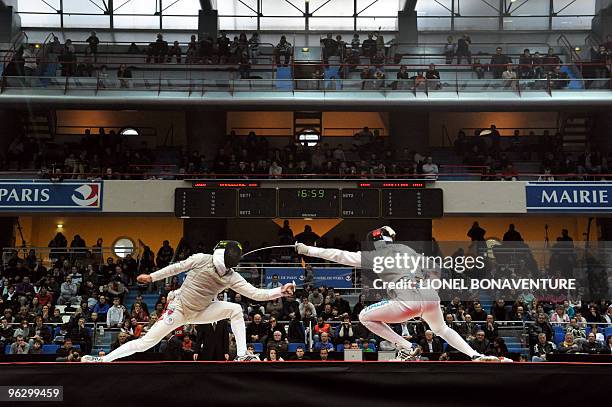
0, 181, 103, 211
526, 182, 612, 212
264, 267, 353, 288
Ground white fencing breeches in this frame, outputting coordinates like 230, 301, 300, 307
359, 300, 478, 358
102, 300, 246, 362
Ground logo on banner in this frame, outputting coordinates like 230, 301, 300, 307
71, 184, 100, 207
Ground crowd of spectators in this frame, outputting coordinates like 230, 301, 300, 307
1, 221, 612, 361
193, 128, 439, 179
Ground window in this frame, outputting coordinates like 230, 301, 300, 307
120, 127, 140, 137
112, 237, 135, 258
297, 128, 321, 147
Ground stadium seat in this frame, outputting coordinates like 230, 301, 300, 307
336, 344, 344, 352
42, 344, 60, 354
4, 344, 10, 354
287, 343, 306, 352
249, 343, 263, 353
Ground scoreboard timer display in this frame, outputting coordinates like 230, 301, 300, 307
175, 188, 443, 219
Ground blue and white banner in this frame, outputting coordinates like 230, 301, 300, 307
526, 182, 612, 212
0, 181, 103, 211
265, 267, 353, 288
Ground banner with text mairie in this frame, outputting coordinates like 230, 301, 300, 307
526, 182, 612, 212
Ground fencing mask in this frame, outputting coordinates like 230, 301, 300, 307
213, 240, 243, 276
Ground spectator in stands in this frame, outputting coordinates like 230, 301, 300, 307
582, 332, 604, 354
28, 339, 43, 355
117, 64, 132, 88
268, 161, 282, 179
277, 220, 294, 244
321, 33, 338, 65
29, 315, 51, 345
456, 34, 472, 64
335, 314, 355, 345
543, 47, 560, 72
469, 330, 489, 354
550, 305, 570, 327
490, 47, 512, 79
531, 333, 555, 361
156, 240, 174, 268
266, 275, 281, 290
35, 287, 53, 308
85, 31, 100, 62
58, 276, 78, 306
266, 330, 288, 354
106, 297, 125, 328
238, 52, 251, 79
61, 39, 76, 77
314, 332, 334, 352
295, 225, 320, 246
69, 317, 92, 354
110, 331, 131, 351
23, 43, 38, 81
425, 64, 441, 89
248, 33, 260, 61
421, 156, 439, 179
246, 313, 267, 344
419, 330, 443, 353
503, 224, 523, 241
319, 348, 330, 361
10, 335, 30, 355
467, 222, 486, 241
131, 302, 149, 322
290, 345, 309, 360
153, 34, 169, 63
469, 57, 485, 79
483, 315, 499, 342
529, 313, 554, 347
502, 64, 517, 90
491, 299, 508, 322
167, 41, 182, 63
605, 336, 612, 354
299, 297, 317, 318
0, 317, 13, 351
362, 33, 376, 58
586, 305, 605, 324
274, 36, 292, 67
444, 36, 455, 64
603, 305, 612, 325
518, 49, 534, 79
313, 316, 331, 342
92, 295, 110, 320
558, 332, 580, 354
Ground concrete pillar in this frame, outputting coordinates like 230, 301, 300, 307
592, 0, 612, 40
0, 5, 21, 43
186, 110, 227, 161
388, 111, 430, 153
397, 10, 418, 45
198, 9, 218, 40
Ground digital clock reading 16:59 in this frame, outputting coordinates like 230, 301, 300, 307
296, 189, 326, 199
279, 189, 339, 218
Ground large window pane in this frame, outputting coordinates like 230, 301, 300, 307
356, 17, 397, 31
503, 17, 549, 30
64, 15, 110, 29
260, 17, 305, 30
551, 16, 593, 30
507, 0, 548, 16
18, 0, 61, 12
63, 0, 108, 14
217, 0, 259, 16
162, 16, 199, 30
554, 0, 595, 16
114, 16, 160, 30
309, 0, 354, 16
415, 0, 452, 16
417, 17, 451, 31
456, 0, 499, 16
310, 17, 355, 30
219, 16, 259, 31
161, 0, 201, 16
455, 17, 499, 30
261, 0, 304, 16
357, 0, 401, 17
19, 14, 61, 28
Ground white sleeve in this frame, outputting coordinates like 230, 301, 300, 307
150, 253, 209, 282
228, 273, 283, 302
303, 246, 362, 268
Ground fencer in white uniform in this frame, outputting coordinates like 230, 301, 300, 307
297, 227, 510, 362
83, 241, 295, 362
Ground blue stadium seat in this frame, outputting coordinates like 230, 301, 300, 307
42, 344, 60, 354
249, 343, 263, 353
288, 343, 305, 352
336, 344, 344, 352
4, 344, 10, 354
606, 327, 612, 338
